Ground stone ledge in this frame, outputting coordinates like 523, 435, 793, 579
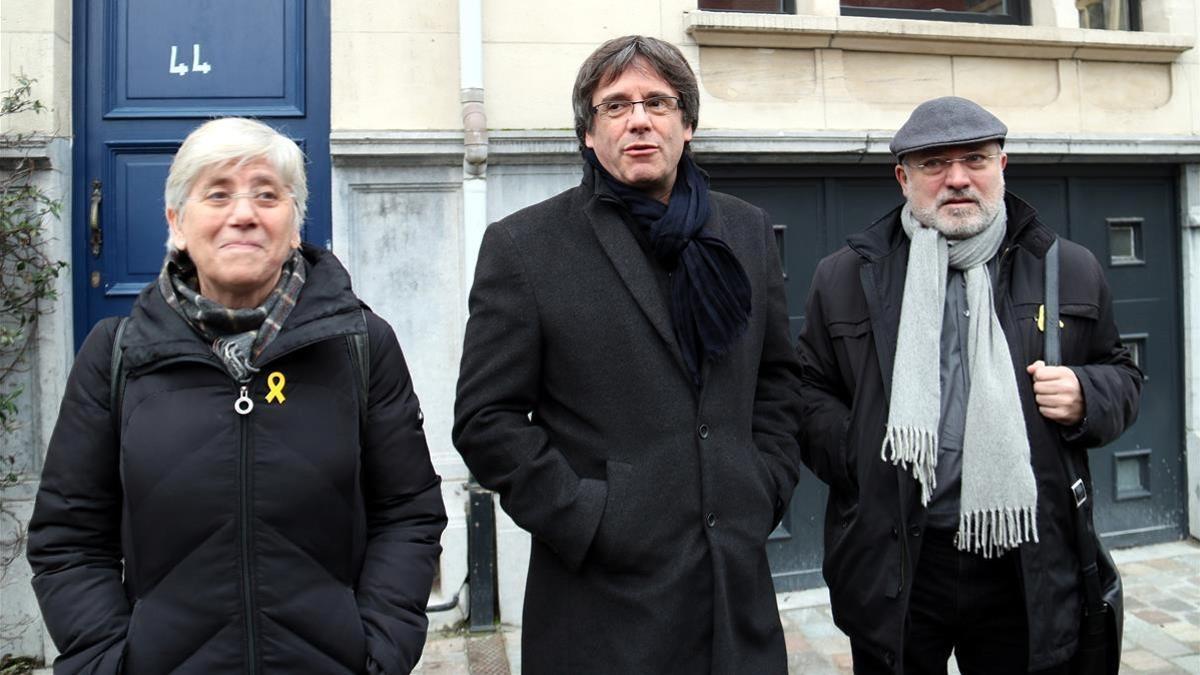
0, 134, 58, 170
331, 129, 1200, 164
684, 10, 1194, 63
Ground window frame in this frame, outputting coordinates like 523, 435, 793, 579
839, 1, 1030, 26
698, 0, 796, 14
1077, 0, 1143, 31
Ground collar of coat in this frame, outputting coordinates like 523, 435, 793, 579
119, 242, 367, 372
847, 192, 1055, 263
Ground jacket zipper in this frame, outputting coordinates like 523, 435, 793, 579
236, 383, 259, 675
134, 337, 350, 675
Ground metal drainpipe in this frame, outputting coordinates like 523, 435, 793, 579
460, 0, 488, 298
459, 0, 498, 634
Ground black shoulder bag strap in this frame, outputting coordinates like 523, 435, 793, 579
1045, 240, 1109, 666
110, 316, 132, 435
348, 308, 371, 430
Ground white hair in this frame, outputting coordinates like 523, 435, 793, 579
164, 117, 308, 241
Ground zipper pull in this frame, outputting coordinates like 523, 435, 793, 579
234, 385, 254, 415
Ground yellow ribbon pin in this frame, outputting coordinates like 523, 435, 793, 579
1036, 304, 1065, 333
265, 371, 287, 404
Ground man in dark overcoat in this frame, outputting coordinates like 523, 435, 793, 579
796, 96, 1141, 674
453, 35, 802, 674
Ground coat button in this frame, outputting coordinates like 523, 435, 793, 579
698, 423, 710, 439
891, 525, 899, 539
909, 525, 921, 537
706, 512, 717, 527
884, 650, 895, 667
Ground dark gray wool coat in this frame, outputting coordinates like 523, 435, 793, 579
28, 245, 447, 675
453, 166, 804, 675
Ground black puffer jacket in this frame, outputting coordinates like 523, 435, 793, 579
28, 244, 447, 674
796, 194, 1141, 672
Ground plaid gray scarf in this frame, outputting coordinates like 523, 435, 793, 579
883, 204, 1038, 557
158, 248, 306, 382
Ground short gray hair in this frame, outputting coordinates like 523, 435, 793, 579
572, 36, 699, 149
164, 117, 308, 234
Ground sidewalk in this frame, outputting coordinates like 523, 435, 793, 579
414, 539, 1200, 674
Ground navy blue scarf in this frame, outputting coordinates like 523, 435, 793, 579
584, 149, 752, 385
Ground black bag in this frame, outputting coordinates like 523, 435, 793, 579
1044, 240, 1123, 675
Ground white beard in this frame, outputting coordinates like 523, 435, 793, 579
908, 181, 1006, 241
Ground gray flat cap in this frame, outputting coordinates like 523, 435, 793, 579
890, 96, 1007, 158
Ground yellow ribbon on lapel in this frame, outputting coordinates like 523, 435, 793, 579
1036, 304, 1065, 333
265, 371, 287, 404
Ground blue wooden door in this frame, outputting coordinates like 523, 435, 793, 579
72, 0, 330, 347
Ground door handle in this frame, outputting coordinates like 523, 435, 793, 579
89, 179, 102, 257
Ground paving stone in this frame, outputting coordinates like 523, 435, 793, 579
1121, 649, 1172, 671
809, 635, 853, 656
1161, 620, 1200, 645
785, 630, 811, 653
1170, 654, 1200, 673
782, 607, 829, 629
1135, 609, 1178, 626
1145, 558, 1189, 572
1157, 598, 1196, 613
801, 618, 847, 640
788, 650, 839, 674
1126, 623, 1192, 659
1121, 562, 1158, 576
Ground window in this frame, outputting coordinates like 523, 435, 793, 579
1107, 217, 1145, 266
1078, 0, 1142, 31
1121, 333, 1149, 381
1113, 449, 1152, 500
699, 0, 795, 12
840, 0, 1029, 25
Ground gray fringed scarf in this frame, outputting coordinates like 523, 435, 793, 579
882, 204, 1039, 557
159, 248, 306, 382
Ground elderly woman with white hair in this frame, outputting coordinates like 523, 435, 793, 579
28, 117, 446, 675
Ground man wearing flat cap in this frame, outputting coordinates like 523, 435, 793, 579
796, 96, 1141, 673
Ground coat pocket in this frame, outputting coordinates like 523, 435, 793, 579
1014, 302, 1099, 365
590, 460, 650, 572
828, 317, 872, 395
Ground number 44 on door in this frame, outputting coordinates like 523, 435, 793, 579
169, 44, 212, 76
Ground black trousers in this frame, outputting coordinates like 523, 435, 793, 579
851, 528, 1070, 675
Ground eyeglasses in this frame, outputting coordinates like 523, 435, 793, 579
592, 96, 683, 119
906, 153, 1001, 177
191, 190, 293, 211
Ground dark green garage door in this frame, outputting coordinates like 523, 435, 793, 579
707, 162, 1185, 591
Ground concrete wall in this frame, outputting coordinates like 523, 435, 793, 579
1183, 2, 1200, 542
0, 0, 71, 135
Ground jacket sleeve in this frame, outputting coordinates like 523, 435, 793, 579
1063, 250, 1142, 449
795, 257, 855, 492
356, 314, 448, 675
26, 318, 130, 675
452, 223, 608, 572
751, 210, 804, 524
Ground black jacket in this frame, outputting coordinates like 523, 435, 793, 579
28, 245, 447, 675
453, 168, 803, 674
796, 194, 1141, 672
